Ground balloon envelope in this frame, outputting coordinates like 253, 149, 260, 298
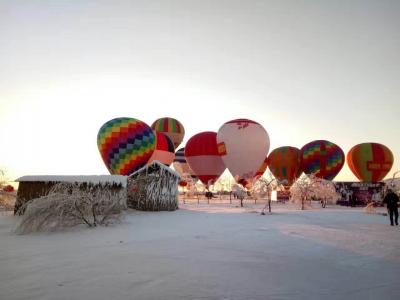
151, 117, 185, 149
347, 143, 393, 182
185, 132, 225, 187
147, 132, 175, 166
268, 146, 302, 186
217, 119, 270, 187
301, 140, 344, 180
97, 117, 156, 175
173, 147, 197, 180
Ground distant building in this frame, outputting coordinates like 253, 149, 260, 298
334, 181, 385, 206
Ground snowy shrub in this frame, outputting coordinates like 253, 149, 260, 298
15, 183, 126, 234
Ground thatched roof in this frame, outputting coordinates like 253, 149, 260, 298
16, 175, 127, 187
128, 161, 180, 179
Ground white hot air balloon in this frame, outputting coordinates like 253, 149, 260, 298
217, 119, 270, 187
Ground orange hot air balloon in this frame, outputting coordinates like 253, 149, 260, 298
347, 143, 393, 182
267, 146, 302, 186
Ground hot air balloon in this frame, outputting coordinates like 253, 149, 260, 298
151, 117, 185, 149
173, 148, 197, 180
97, 117, 156, 175
185, 132, 225, 187
301, 140, 344, 180
255, 157, 268, 179
147, 132, 175, 166
217, 119, 270, 187
268, 146, 302, 186
347, 143, 393, 182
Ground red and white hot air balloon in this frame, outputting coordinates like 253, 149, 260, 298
217, 119, 270, 187
185, 131, 226, 188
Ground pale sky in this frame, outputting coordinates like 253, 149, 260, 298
1, 0, 399, 182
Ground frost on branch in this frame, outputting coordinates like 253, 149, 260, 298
15, 182, 126, 234
0, 169, 16, 211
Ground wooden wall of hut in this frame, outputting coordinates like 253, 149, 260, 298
15, 181, 56, 214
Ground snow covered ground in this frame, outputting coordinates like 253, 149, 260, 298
1, 202, 399, 300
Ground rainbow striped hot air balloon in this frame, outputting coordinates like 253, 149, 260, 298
151, 117, 185, 149
97, 117, 156, 175
347, 143, 393, 182
301, 140, 344, 180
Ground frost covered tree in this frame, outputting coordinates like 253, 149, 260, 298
250, 172, 279, 214
289, 174, 317, 210
290, 174, 339, 210
15, 182, 126, 234
311, 178, 340, 208
231, 183, 247, 207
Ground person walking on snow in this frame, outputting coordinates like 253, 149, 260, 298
383, 189, 399, 226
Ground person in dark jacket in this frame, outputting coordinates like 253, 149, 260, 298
383, 189, 399, 226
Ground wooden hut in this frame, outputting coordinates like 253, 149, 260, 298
15, 175, 127, 214
127, 161, 181, 211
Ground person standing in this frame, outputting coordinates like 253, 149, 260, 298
383, 189, 399, 226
